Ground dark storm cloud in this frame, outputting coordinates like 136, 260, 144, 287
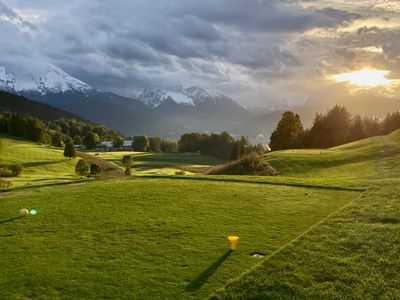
2, 0, 398, 105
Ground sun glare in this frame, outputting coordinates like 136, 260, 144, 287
332, 69, 393, 87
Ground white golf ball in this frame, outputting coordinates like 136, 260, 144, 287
19, 208, 29, 216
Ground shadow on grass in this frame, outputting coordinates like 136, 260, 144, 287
0, 215, 23, 224
23, 160, 64, 168
185, 250, 233, 292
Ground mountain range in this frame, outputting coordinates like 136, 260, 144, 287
2, 64, 399, 142
0, 64, 262, 139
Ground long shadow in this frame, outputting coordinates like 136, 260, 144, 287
185, 250, 233, 292
23, 160, 64, 168
0, 216, 23, 224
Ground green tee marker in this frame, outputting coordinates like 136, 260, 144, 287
29, 209, 37, 216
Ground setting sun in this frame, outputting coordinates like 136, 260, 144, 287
332, 69, 393, 87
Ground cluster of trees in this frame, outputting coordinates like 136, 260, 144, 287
270, 106, 400, 150
0, 111, 123, 150
48, 118, 121, 149
75, 159, 102, 177
125, 135, 178, 153
178, 132, 264, 160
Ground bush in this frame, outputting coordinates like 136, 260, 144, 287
8, 164, 23, 176
90, 163, 102, 176
207, 153, 278, 176
0, 178, 12, 189
175, 170, 186, 175
75, 159, 89, 176
122, 155, 133, 167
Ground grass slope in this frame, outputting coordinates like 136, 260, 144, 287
265, 130, 400, 182
213, 130, 400, 299
0, 135, 80, 188
0, 178, 359, 299
88, 151, 223, 175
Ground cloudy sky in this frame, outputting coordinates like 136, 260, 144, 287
1, 0, 400, 108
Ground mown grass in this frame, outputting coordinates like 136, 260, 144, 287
87, 151, 223, 175
264, 130, 400, 181
212, 130, 400, 299
212, 183, 400, 299
0, 135, 80, 188
1, 130, 400, 299
0, 178, 359, 299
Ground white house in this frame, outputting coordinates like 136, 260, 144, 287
122, 140, 133, 150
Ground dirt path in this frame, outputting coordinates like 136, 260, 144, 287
77, 151, 124, 178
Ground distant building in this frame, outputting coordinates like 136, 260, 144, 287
122, 140, 133, 150
95, 141, 114, 151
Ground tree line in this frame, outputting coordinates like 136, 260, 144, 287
270, 105, 400, 150
0, 111, 179, 153
0, 111, 121, 148
178, 131, 264, 160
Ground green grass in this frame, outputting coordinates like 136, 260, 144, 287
212, 183, 400, 299
87, 151, 223, 175
265, 130, 400, 182
0, 178, 359, 299
212, 130, 400, 299
1, 130, 400, 299
0, 135, 81, 188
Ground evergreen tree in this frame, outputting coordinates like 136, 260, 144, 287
149, 137, 162, 152
230, 141, 241, 161
270, 111, 304, 150
63, 143, 76, 159
133, 135, 149, 152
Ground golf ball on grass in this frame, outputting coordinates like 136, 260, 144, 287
19, 208, 29, 216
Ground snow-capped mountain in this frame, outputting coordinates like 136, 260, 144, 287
0, 67, 15, 91
0, 64, 92, 95
137, 85, 223, 108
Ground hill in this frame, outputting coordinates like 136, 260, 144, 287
0, 91, 87, 122
1, 130, 399, 299
264, 129, 400, 183
212, 130, 400, 299
0, 134, 80, 188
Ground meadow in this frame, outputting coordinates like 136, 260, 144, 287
1, 130, 400, 299
87, 150, 223, 175
0, 135, 80, 188
0, 178, 359, 299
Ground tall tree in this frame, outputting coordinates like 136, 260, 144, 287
149, 137, 162, 152
269, 111, 304, 150
83, 132, 100, 150
133, 135, 149, 152
63, 143, 76, 159
113, 136, 124, 149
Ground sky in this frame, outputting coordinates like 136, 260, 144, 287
1, 0, 400, 108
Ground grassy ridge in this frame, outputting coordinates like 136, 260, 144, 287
264, 130, 400, 182
213, 130, 400, 299
0, 178, 359, 299
0, 135, 80, 187
212, 183, 400, 299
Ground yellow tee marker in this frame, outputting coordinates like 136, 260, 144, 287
228, 236, 239, 250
